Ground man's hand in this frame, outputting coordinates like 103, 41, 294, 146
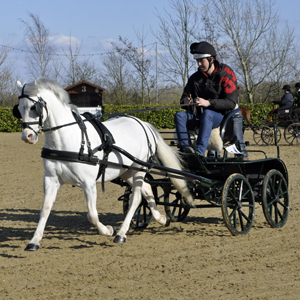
195, 97, 210, 107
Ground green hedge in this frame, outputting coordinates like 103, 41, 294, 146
101, 104, 183, 129
0, 103, 275, 132
238, 103, 275, 127
0, 108, 22, 132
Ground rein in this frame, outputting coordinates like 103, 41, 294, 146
42, 114, 100, 132
101, 103, 197, 118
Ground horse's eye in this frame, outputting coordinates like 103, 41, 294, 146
30, 105, 36, 111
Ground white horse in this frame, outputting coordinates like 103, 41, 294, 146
15, 78, 193, 250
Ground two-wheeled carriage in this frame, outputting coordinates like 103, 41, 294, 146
253, 104, 300, 146
14, 78, 289, 249
114, 109, 289, 236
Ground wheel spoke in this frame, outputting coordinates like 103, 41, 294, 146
239, 208, 252, 223
284, 123, 300, 145
164, 188, 190, 222
136, 208, 141, 227
238, 209, 245, 231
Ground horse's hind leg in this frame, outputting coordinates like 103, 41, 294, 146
82, 182, 115, 237
114, 172, 144, 243
140, 180, 170, 226
25, 176, 60, 251
114, 172, 169, 244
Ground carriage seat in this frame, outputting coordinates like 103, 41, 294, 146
188, 107, 242, 153
277, 105, 293, 117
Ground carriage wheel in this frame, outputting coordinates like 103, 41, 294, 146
261, 126, 274, 145
221, 173, 255, 235
163, 186, 190, 222
122, 174, 157, 229
284, 123, 300, 145
253, 126, 265, 145
262, 169, 289, 228
276, 127, 282, 143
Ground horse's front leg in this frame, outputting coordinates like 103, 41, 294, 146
25, 175, 60, 251
82, 182, 115, 237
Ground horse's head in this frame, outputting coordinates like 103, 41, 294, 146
15, 78, 73, 144
15, 80, 48, 144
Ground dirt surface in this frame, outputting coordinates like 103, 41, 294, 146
1, 130, 300, 300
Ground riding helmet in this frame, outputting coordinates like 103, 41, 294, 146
295, 82, 300, 88
190, 41, 216, 59
282, 85, 291, 91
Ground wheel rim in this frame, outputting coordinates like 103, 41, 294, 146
163, 188, 190, 222
262, 170, 289, 228
274, 127, 281, 143
284, 123, 300, 145
261, 126, 274, 145
222, 174, 255, 235
253, 127, 264, 145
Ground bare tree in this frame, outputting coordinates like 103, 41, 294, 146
59, 35, 100, 86
112, 31, 154, 104
0, 45, 16, 106
100, 51, 140, 104
152, 0, 204, 88
20, 12, 56, 78
60, 35, 82, 85
206, 0, 297, 103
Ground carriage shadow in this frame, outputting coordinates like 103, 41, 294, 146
144, 214, 229, 238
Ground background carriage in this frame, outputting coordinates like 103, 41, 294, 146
253, 103, 300, 145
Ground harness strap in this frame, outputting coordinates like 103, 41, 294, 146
82, 112, 115, 191
121, 115, 157, 163
41, 148, 99, 165
72, 111, 98, 163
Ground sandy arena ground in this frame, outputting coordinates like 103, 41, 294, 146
0, 130, 300, 299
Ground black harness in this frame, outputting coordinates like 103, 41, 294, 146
14, 84, 48, 135
41, 111, 115, 191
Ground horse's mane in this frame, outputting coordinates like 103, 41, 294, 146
24, 77, 71, 106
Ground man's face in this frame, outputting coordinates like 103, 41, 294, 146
196, 57, 211, 72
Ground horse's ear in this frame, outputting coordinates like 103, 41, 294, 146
17, 81, 23, 94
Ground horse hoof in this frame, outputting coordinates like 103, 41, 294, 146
24, 243, 39, 251
113, 235, 126, 244
165, 216, 171, 227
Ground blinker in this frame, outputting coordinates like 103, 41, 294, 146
12, 104, 22, 119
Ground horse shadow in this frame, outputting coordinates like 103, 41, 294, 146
0, 208, 125, 248
0, 208, 229, 253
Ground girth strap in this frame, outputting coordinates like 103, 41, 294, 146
82, 112, 115, 191
41, 148, 99, 165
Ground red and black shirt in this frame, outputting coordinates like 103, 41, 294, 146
180, 61, 238, 115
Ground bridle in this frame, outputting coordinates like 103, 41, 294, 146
14, 84, 48, 135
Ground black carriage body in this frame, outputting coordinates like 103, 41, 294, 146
184, 153, 288, 184
110, 107, 289, 235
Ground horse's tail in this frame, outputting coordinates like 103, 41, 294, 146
148, 124, 194, 207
